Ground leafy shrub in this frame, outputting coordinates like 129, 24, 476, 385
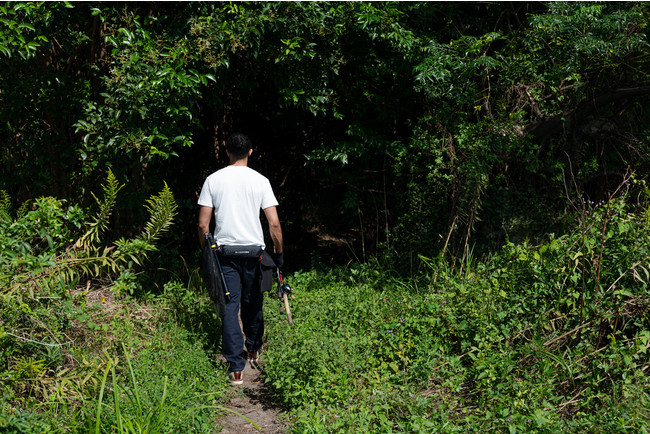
262, 186, 650, 432
0, 172, 230, 432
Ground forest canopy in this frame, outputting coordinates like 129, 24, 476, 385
1, 1, 649, 269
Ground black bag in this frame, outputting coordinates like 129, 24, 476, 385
259, 250, 276, 294
200, 236, 227, 318
219, 244, 263, 258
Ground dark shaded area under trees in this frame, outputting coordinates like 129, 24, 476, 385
2, 1, 650, 276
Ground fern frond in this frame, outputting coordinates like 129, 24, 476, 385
2, 178, 178, 300
15, 200, 31, 220
114, 237, 155, 265
139, 182, 177, 244
75, 169, 123, 249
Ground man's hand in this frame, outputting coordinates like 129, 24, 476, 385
273, 252, 284, 268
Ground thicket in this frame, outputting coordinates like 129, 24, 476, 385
1, 1, 650, 432
2, 174, 648, 431
2, 2, 649, 268
0, 174, 231, 432
264, 179, 650, 431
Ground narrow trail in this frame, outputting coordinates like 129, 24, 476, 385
218, 358, 288, 433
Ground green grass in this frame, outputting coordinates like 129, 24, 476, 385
262, 195, 650, 433
0, 285, 231, 433
2, 179, 650, 433
0, 182, 233, 432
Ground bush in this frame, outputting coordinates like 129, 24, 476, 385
0, 176, 230, 432
262, 187, 650, 432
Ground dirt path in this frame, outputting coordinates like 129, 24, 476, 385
218, 358, 289, 433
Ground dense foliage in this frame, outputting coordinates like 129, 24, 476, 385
1, 1, 650, 432
0, 177, 230, 431
1, 2, 649, 267
265, 183, 650, 431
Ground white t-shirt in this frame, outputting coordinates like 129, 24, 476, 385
198, 166, 278, 248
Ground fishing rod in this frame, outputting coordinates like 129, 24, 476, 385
276, 268, 293, 326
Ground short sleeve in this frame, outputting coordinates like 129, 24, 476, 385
197, 178, 214, 208
260, 179, 279, 210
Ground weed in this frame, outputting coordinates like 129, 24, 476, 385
262, 188, 650, 431
0, 178, 228, 432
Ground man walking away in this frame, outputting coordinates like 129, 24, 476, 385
197, 133, 284, 385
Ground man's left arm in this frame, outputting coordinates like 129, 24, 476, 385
263, 206, 283, 266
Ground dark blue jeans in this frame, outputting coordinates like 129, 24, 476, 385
220, 256, 264, 372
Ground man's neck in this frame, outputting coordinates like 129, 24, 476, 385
229, 157, 248, 167
227, 149, 251, 167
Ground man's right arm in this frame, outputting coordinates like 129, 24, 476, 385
198, 206, 213, 249
263, 206, 283, 254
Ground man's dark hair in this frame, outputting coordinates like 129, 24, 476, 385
226, 133, 253, 158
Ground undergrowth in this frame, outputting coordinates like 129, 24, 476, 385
3, 170, 650, 433
0, 172, 230, 432
263, 183, 650, 432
